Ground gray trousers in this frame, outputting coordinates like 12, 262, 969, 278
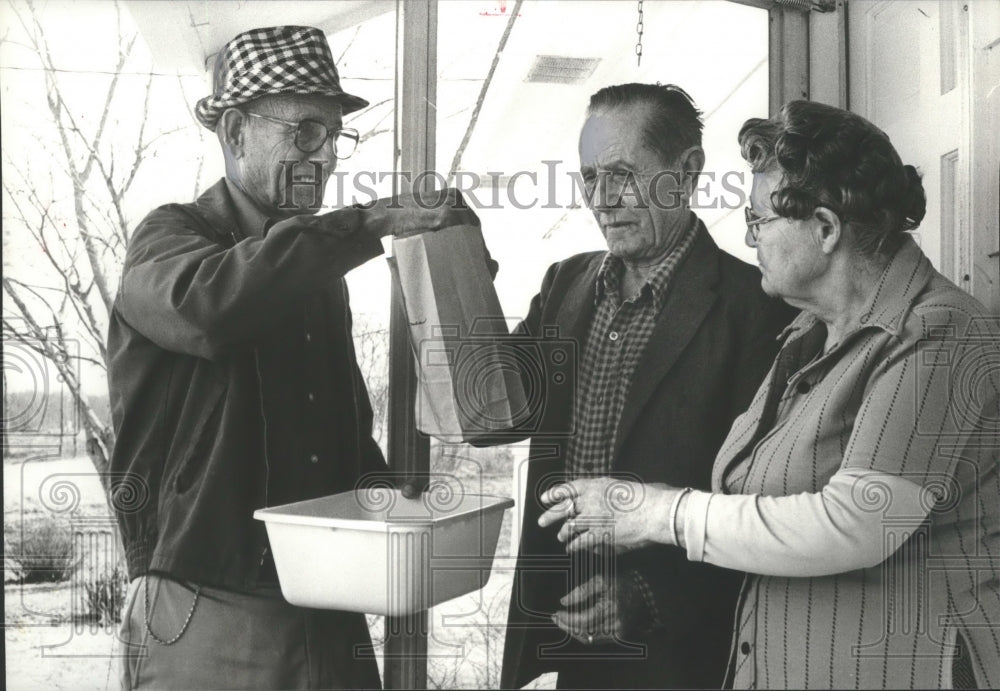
119, 574, 381, 690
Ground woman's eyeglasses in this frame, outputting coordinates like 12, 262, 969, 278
244, 112, 360, 158
744, 206, 781, 242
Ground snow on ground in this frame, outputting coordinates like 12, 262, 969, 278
5, 455, 124, 691
4, 455, 554, 690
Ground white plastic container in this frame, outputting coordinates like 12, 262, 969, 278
253, 488, 514, 615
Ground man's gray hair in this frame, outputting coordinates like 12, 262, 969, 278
587, 83, 704, 164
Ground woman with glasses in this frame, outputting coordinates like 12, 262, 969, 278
539, 100, 1000, 689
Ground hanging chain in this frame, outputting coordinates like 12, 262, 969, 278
635, 0, 644, 67
143, 576, 201, 645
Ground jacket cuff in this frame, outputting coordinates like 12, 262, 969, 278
325, 205, 386, 259
626, 568, 663, 633
268, 206, 385, 264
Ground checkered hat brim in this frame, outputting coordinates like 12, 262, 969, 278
195, 25, 368, 129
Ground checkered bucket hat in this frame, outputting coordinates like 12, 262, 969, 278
194, 25, 369, 130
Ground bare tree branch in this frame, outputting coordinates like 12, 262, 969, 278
447, 0, 524, 185
346, 97, 393, 131
3, 279, 114, 480
336, 26, 362, 63
2, 1, 138, 482
19, 0, 127, 314
174, 74, 210, 199
119, 70, 156, 196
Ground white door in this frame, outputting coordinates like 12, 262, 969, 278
848, 0, 999, 311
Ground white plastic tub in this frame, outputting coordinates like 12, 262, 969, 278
253, 488, 514, 615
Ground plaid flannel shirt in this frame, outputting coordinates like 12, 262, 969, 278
563, 217, 699, 633
566, 217, 699, 478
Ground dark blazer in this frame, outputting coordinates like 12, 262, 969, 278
501, 223, 795, 689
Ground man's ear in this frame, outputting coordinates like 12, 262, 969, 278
813, 206, 843, 255
679, 145, 706, 196
219, 108, 247, 158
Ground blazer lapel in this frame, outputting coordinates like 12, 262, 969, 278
530, 254, 601, 441
612, 229, 720, 461
555, 256, 602, 345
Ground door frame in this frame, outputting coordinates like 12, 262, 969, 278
730, 0, 998, 310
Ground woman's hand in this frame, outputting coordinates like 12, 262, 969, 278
538, 477, 679, 552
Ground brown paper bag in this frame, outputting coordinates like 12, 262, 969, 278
389, 225, 528, 442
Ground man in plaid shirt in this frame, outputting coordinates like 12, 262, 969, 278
500, 84, 795, 689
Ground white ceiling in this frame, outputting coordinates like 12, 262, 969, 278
125, 0, 394, 75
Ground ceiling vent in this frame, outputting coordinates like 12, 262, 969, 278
525, 55, 600, 84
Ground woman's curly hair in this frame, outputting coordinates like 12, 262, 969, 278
738, 101, 926, 257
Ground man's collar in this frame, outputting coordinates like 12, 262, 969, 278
777, 234, 934, 343
223, 178, 274, 239
594, 253, 624, 305
594, 214, 700, 310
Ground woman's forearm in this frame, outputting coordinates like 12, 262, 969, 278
678, 468, 931, 576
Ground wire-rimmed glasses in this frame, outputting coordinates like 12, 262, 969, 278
244, 112, 359, 158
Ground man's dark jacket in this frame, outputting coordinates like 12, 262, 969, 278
500, 224, 795, 689
107, 179, 388, 591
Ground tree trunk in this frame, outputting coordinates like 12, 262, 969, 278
85, 424, 114, 481
2, 369, 9, 460
81, 406, 115, 501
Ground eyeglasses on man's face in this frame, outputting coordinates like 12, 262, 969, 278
244, 112, 359, 158
744, 206, 782, 243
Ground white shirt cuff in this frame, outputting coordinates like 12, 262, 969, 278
682, 489, 713, 561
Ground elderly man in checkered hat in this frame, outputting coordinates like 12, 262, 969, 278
107, 26, 477, 689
